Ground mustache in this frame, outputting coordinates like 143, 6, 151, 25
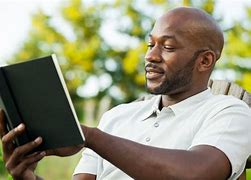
145, 63, 165, 73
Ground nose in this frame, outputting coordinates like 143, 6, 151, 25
145, 46, 162, 63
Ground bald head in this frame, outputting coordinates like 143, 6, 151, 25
156, 7, 224, 60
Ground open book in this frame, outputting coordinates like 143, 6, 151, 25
0, 54, 85, 151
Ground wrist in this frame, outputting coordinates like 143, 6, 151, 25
82, 126, 96, 148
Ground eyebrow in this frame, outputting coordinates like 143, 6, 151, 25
148, 34, 177, 41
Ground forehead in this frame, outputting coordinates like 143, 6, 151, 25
149, 13, 194, 45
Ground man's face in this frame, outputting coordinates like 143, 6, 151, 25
145, 14, 200, 95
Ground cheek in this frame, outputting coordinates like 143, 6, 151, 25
162, 52, 181, 73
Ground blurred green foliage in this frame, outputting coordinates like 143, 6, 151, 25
1, 0, 251, 179
0, 145, 4, 174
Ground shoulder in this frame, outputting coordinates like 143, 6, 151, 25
98, 95, 160, 130
106, 100, 147, 115
194, 94, 251, 138
191, 94, 251, 178
197, 94, 251, 126
205, 94, 250, 113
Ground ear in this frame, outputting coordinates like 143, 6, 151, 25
196, 50, 216, 72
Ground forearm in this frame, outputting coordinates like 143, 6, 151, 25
84, 127, 227, 180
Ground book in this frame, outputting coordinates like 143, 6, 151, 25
0, 54, 85, 151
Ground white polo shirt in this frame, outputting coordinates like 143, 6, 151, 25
74, 89, 251, 180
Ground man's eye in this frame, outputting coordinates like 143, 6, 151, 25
163, 46, 175, 51
147, 43, 154, 49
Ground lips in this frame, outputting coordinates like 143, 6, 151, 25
145, 64, 165, 80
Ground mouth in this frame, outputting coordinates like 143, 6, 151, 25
146, 71, 164, 80
145, 64, 165, 80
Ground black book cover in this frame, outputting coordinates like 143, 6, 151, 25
0, 54, 85, 151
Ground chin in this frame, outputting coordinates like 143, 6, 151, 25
146, 83, 182, 95
146, 85, 162, 95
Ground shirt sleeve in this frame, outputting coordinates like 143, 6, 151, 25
73, 148, 99, 176
189, 103, 251, 179
72, 110, 111, 176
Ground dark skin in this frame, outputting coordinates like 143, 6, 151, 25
0, 7, 231, 180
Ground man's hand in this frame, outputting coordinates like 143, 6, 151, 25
0, 109, 45, 180
45, 143, 84, 157
0, 109, 86, 179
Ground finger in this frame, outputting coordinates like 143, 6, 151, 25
7, 151, 46, 178
2, 124, 25, 155
9, 137, 43, 165
2, 124, 25, 160
0, 109, 7, 139
5, 151, 39, 172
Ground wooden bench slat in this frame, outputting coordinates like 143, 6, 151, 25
228, 83, 245, 99
210, 80, 230, 95
242, 91, 251, 108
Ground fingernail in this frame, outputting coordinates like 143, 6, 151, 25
34, 137, 42, 144
15, 124, 24, 131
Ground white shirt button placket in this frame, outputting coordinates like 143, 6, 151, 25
145, 137, 151, 142
154, 122, 159, 128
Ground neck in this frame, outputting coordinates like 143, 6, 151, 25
160, 84, 207, 108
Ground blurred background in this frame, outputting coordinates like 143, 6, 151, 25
0, 0, 251, 179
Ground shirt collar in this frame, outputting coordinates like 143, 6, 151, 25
169, 88, 212, 115
135, 95, 161, 121
139, 88, 212, 121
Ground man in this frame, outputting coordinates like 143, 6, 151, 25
0, 7, 251, 180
